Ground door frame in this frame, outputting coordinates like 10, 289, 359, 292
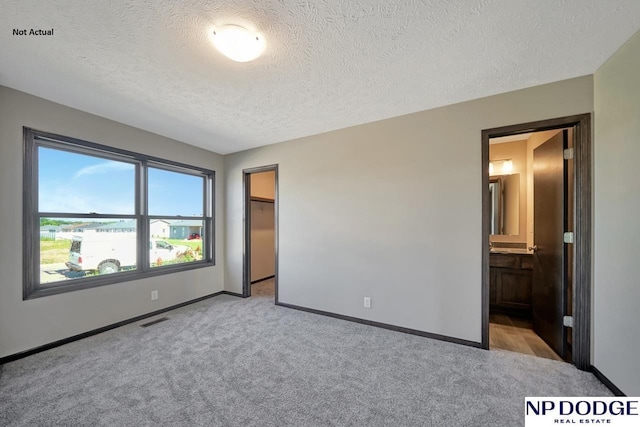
481, 114, 591, 370
242, 164, 279, 302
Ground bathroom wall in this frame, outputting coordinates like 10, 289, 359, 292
489, 140, 527, 244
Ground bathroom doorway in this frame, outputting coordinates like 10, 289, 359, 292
481, 114, 592, 370
488, 129, 571, 362
242, 165, 278, 301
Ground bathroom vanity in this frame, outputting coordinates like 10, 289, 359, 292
489, 250, 533, 317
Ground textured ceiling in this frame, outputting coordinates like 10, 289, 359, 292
2, 1, 640, 154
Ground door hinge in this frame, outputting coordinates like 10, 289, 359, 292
563, 232, 574, 244
564, 148, 574, 160
563, 316, 574, 328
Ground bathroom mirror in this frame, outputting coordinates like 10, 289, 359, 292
489, 174, 520, 236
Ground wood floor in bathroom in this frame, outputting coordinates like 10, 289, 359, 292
489, 313, 563, 361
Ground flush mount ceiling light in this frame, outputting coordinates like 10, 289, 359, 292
211, 25, 264, 62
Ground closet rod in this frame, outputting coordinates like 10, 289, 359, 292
250, 196, 275, 203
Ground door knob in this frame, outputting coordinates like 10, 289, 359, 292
528, 245, 538, 252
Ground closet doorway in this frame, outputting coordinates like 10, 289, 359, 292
243, 165, 278, 301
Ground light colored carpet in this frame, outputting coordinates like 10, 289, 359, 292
0, 282, 610, 426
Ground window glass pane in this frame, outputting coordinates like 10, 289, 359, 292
148, 167, 204, 216
39, 218, 137, 284
149, 219, 204, 268
38, 146, 135, 214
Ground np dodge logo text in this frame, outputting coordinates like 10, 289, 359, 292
527, 400, 639, 416
525, 398, 640, 427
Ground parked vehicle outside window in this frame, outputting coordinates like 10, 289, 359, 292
65, 235, 190, 274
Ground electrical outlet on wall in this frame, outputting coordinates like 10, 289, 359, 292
151, 290, 158, 301
364, 297, 371, 308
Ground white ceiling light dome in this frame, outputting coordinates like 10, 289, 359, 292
211, 24, 265, 62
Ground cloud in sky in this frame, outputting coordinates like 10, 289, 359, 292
74, 161, 133, 179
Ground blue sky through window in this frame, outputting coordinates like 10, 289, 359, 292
39, 147, 135, 214
148, 167, 203, 216
38, 147, 203, 216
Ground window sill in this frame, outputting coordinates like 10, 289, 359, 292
25, 260, 216, 300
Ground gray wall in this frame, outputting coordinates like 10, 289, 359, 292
225, 76, 593, 343
0, 86, 225, 358
594, 30, 640, 395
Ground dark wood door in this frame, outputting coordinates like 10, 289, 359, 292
532, 132, 566, 358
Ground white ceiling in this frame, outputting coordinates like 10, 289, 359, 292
2, 1, 640, 154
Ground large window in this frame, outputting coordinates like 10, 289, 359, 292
24, 128, 214, 299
